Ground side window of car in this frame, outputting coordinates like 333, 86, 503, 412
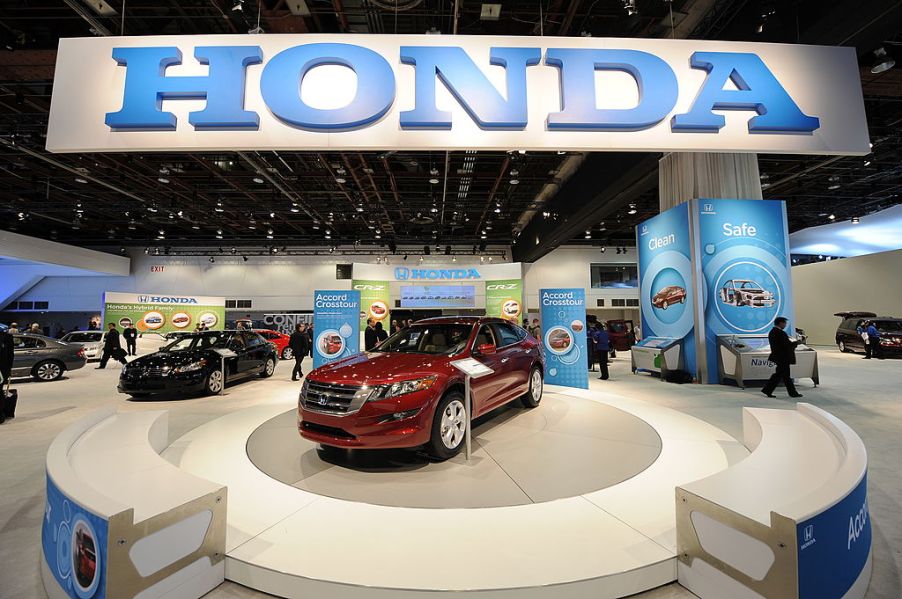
513, 325, 529, 341
14, 337, 39, 350
244, 332, 264, 348
474, 325, 496, 348
491, 323, 521, 347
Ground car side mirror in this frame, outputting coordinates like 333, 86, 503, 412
476, 342, 496, 355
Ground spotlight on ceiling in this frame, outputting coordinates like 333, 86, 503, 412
231, 0, 244, 11
242, 255, 248, 262
851, 216, 861, 224
600, 247, 606, 253
871, 47, 896, 74
209, 256, 215, 263
627, 204, 637, 215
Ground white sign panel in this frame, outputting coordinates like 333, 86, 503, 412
47, 34, 869, 155
103, 291, 226, 306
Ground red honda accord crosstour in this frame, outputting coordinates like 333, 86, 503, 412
298, 317, 545, 459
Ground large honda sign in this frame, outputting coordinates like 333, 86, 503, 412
47, 34, 868, 155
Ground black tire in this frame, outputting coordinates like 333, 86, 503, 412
32, 360, 64, 382
662, 300, 669, 310
520, 366, 544, 408
838, 340, 850, 353
282, 347, 294, 360
128, 392, 151, 399
204, 369, 225, 395
427, 391, 467, 460
260, 356, 276, 378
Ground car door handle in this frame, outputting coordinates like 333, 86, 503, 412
501, 357, 510, 363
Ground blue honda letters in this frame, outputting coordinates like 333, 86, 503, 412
105, 44, 819, 134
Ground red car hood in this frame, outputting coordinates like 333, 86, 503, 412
310, 351, 453, 386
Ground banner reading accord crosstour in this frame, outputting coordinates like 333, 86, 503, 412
539, 288, 588, 390
312, 290, 360, 369
101, 292, 225, 334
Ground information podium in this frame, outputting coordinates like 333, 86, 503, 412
717, 334, 819, 388
449, 358, 494, 461
212, 348, 238, 395
631, 337, 683, 381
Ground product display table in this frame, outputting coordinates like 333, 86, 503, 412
631, 336, 684, 380
717, 334, 819, 388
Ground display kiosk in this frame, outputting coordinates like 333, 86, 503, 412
717, 335, 819, 388
631, 337, 683, 381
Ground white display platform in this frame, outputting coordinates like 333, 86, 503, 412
162, 386, 748, 598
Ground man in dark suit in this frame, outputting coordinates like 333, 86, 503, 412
289, 323, 310, 381
122, 323, 138, 356
364, 318, 378, 351
762, 316, 802, 399
97, 323, 128, 369
0, 324, 13, 384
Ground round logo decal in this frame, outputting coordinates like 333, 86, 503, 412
117, 317, 132, 328
368, 300, 389, 321
569, 319, 584, 333
71, 518, 101, 598
317, 329, 345, 357
198, 312, 218, 328
141, 311, 165, 330
544, 326, 574, 356
502, 299, 522, 320
171, 312, 191, 328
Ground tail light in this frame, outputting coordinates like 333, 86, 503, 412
76, 347, 86, 358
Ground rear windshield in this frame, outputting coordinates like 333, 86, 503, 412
63, 332, 103, 343
373, 324, 472, 356
875, 321, 902, 333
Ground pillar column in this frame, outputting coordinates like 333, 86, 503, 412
658, 152, 762, 211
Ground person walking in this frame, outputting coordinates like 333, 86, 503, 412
29, 323, 41, 334
289, 323, 309, 381
595, 323, 610, 380
0, 324, 13, 384
586, 321, 597, 372
864, 321, 881, 359
364, 318, 378, 351
97, 323, 128, 369
123, 322, 138, 356
375, 321, 388, 346
530, 318, 542, 340
762, 317, 802, 398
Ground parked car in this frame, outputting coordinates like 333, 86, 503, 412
11, 334, 87, 381
794, 327, 808, 345
60, 331, 105, 361
834, 312, 902, 355
298, 316, 545, 460
719, 279, 775, 308
651, 285, 686, 309
254, 329, 294, 360
118, 330, 278, 398
605, 319, 636, 351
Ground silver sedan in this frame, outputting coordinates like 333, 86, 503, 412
11, 334, 87, 381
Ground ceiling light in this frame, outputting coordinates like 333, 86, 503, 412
509, 178, 519, 185
451, 256, 457, 262
209, 256, 216, 263
600, 247, 606, 253
231, 0, 243, 11
242, 255, 248, 262
290, 203, 299, 213
871, 47, 895, 74
215, 201, 224, 212
510, 169, 519, 176
429, 177, 440, 184
157, 177, 169, 184
851, 216, 860, 224
74, 177, 87, 184
147, 205, 158, 213
828, 214, 836, 220
627, 204, 637, 215
356, 204, 364, 212
335, 177, 346, 184
253, 177, 264, 184
827, 175, 841, 190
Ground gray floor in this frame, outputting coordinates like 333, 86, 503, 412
247, 395, 662, 508
0, 348, 900, 598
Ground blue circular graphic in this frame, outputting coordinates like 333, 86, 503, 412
56, 522, 72, 579
712, 261, 781, 333
640, 250, 694, 339
650, 268, 687, 325
704, 243, 716, 255
71, 517, 101, 598
544, 326, 575, 356
556, 344, 581, 365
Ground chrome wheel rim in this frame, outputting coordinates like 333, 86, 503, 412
37, 362, 61, 380
531, 369, 543, 403
265, 359, 275, 376
440, 399, 466, 450
208, 370, 223, 393
838, 341, 845, 352
283, 348, 293, 360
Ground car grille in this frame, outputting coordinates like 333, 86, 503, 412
125, 366, 166, 380
302, 381, 370, 415
301, 421, 356, 440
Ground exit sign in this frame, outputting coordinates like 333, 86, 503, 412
150, 265, 164, 272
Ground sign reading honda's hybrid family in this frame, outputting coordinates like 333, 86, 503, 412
101, 291, 225, 334
47, 35, 868, 155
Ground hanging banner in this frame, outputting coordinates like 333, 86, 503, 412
101, 291, 225, 334
42, 475, 109, 599
48, 35, 868, 155
636, 202, 696, 378
486, 279, 524, 323
312, 290, 360, 369
352, 280, 391, 330
693, 198, 793, 383
539, 288, 588, 389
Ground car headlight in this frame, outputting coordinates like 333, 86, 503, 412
369, 376, 436, 401
172, 359, 207, 373
299, 378, 310, 402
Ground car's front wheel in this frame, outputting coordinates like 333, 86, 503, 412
32, 360, 64, 382
521, 366, 543, 408
428, 391, 467, 460
260, 356, 276, 378
282, 347, 294, 360
662, 300, 669, 309
204, 369, 224, 395
838, 340, 849, 353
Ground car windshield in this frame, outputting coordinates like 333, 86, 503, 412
737, 281, 760, 289
373, 324, 472, 355
63, 332, 103, 343
162, 333, 230, 352
876, 321, 902, 332
608, 322, 628, 333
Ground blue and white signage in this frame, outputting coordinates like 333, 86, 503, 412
394, 267, 481, 280
400, 285, 476, 308
539, 288, 588, 390
637, 202, 697, 377
47, 35, 868, 155
695, 199, 793, 383
312, 290, 360, 369
42, 475, 109, 599
796, 474, 871, 599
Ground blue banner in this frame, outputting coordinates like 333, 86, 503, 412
636, 202, 696, 378
694, 199, 793, 383
42, 475, 109, 599
797, 473, 870, 598
539, 288, 588, 389
313, 290, 361, 369
400, 284, 476, 308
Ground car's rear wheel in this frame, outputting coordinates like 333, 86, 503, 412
521, 366, 543, 408
428, 391, 467, 460
282, 347, 294, 360
838, 340, 850, 353
32, 360, 63, 382
204, 370, 224, 394
260, 357, 276, 378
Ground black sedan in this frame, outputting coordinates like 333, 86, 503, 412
119, 330, 278, 398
